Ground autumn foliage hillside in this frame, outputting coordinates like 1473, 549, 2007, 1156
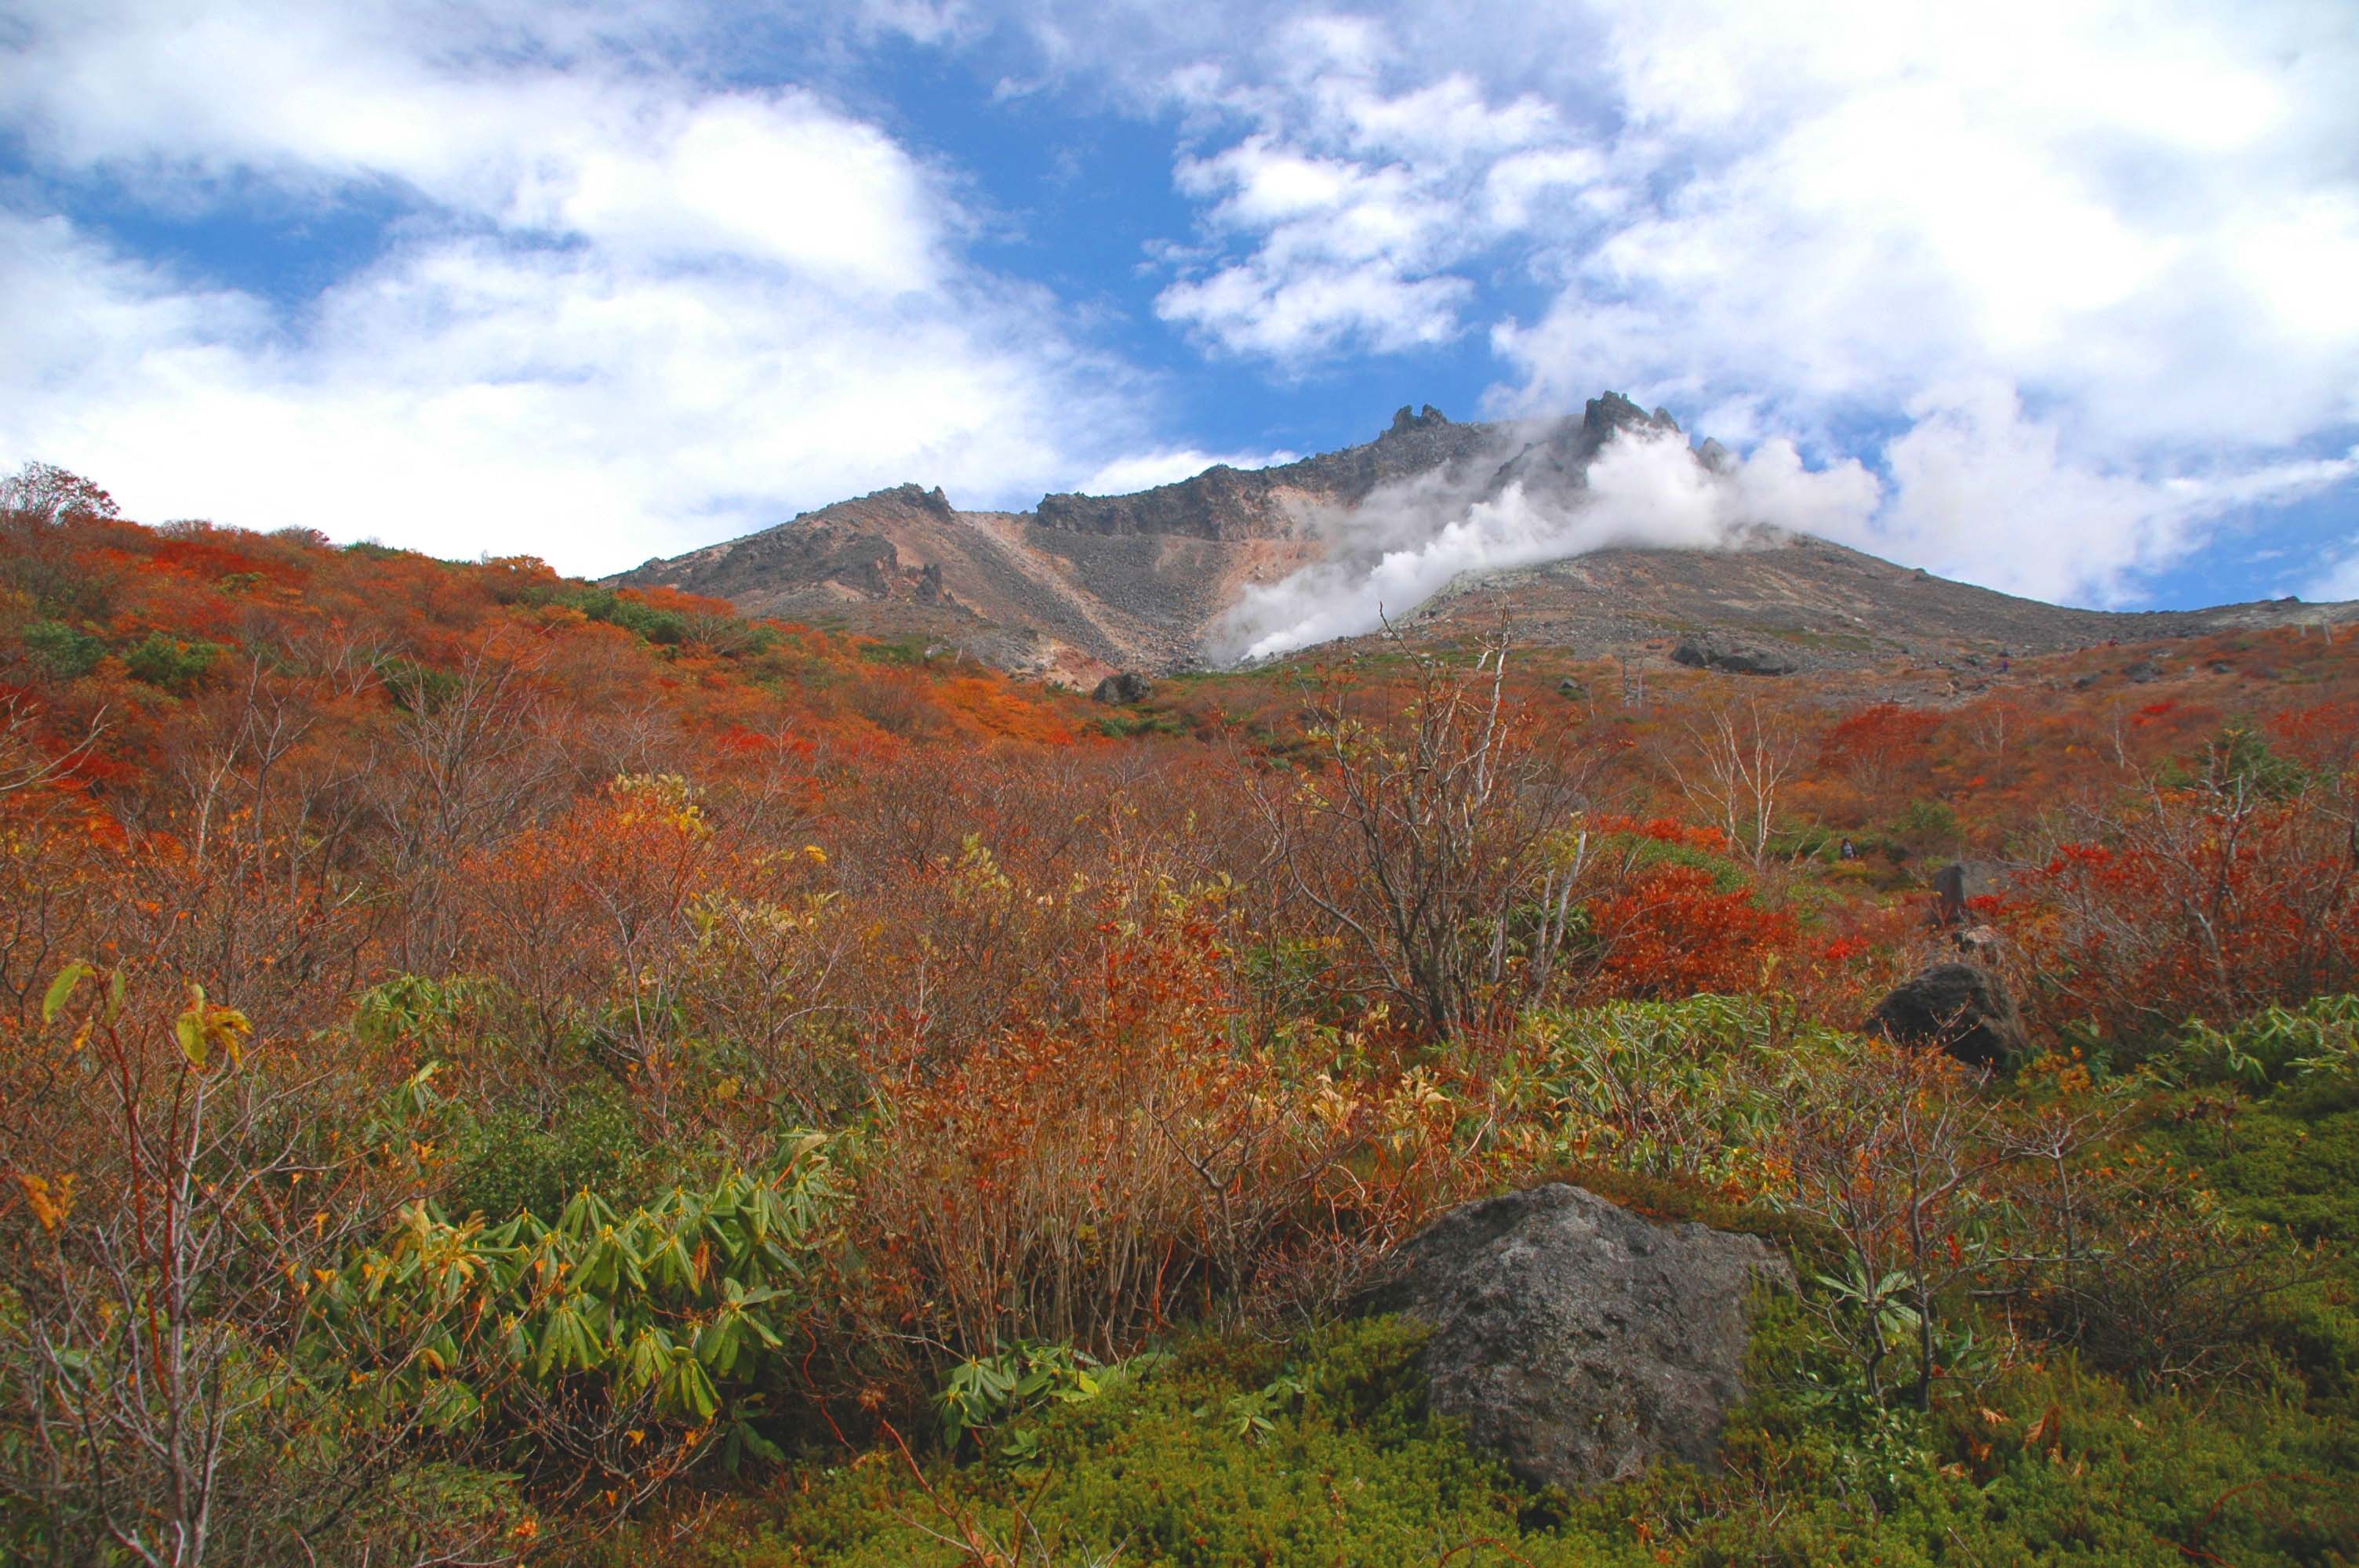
1, 465, 2357, 1566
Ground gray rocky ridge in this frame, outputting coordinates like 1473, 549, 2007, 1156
610, 393, 2359, 681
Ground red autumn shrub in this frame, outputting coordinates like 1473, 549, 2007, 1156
1587, 864, 1797, 1001
2014, 781, 2357, 1047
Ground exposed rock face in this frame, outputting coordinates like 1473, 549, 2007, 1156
1480, 393, 1678, 503
611, 392, 2359, 677
1866, 962, 2027, 1069
1091, 671, 1152, 706
1670, 636, 1798, 676
1035, 403, 1495, 543
1362, 1184, 1794, 1494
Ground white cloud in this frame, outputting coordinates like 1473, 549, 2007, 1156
1052, 0, 2359, 604
1216, 425, 1881, 660
2309, 548, 2359, 604
1075, 445, 1300, 495
0, 211, 1118, 571
1874, 383, 2197, 605
1150, 19, 1568, 363
5, 0, 2355, 611
518, 94, 946, 293
1871, 382, 2358, 604
1157, 260, 1469, 361
0, 0, 1148, 574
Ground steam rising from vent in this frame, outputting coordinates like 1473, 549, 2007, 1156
1212, 426, 1881, 662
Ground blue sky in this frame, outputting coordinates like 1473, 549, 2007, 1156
1, 0, 2354, 611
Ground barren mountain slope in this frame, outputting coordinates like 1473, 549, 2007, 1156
612, 394, 2355, 680
1389, 532, 2357, 674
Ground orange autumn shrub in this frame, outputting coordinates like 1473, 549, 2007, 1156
845, 915, 1390, 1377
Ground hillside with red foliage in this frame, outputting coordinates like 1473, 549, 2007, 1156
2, 468, 2356, 1565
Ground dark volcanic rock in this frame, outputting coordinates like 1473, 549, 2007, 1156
1670, 637, 1797, 676
1363, 1184, 1794, 1494
1091, 671, 1153, 705
1866, 962, 2026, 1069
1036, 405, 1493, 542
2125, 659, 2161, 683
1482, 392, 1680, 503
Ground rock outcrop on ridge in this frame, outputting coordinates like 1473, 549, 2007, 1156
611, 394, 2357, 682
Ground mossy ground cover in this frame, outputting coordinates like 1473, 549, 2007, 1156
597, 1062, 2359, 1568
616, 1294, 2355, 1567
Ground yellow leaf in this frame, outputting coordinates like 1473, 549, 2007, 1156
41, 963, 93, 1025
175, 1007, 208, 1069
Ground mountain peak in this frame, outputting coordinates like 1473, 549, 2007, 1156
1387, 403, 1452, 436
611, 391, 2354, 681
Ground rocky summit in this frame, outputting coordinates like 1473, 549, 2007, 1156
611, 394, 2357, 684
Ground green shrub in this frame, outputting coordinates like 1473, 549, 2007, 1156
1526, 995, 1843, 1189
19, 618, 104, 678
562, 586, 690, 645
720, 1301, 2359, 1568
122, 631, 224, 691
934, 1341, 1112, 1452
1599, 829, 1751, 892
2171, 994, 2359, 1088
744, 1317, 1605, 1568
1887, 797, 1960, 851
1094, 707, 1189, 739
372, 652, 461, 713
322, 1138, 837, 1476
449, 1085, 649, 1222
854, 635, 929, 666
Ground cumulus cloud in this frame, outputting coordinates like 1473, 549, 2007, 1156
6, 0, 2354, 607
1214, 426, 1880, 661
0, 209, 1120, 571
2310, 549, 2359, 604
1074, 445, 1301, 495
1038, 0, 2359, 605
0, 0, 1147, 573
1870, 383, 2359, 604
1150, 20, 1570, 364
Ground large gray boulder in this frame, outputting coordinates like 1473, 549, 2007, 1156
1670, 636, 1797, 676
1363, 1184, 1794, 1494
1091, 670, 1153, 705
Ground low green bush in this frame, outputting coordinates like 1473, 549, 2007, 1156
694, 1298, 2359, 1567
19, 618, 104, 678
449, 1085, 650, 1222
122, 630, 224, 691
